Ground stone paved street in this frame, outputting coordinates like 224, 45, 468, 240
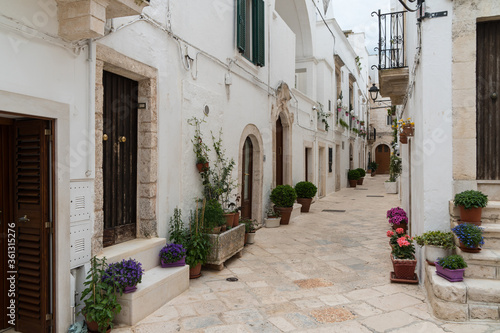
116, 177, 500, 333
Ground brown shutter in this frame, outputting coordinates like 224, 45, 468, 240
14, 120, 51, 333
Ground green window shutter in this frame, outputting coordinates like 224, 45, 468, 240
253, 0, 265, 66
237, 0, 246, 54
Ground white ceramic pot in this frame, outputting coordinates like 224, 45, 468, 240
246, 232, 256, 244
384, 181, 398, 194
265, 217, 281, 228
425, 245, 453, 265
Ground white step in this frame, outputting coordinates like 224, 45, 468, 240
455, 248, 500, 280
97, 238, 166, 271
115, 265, 189, 326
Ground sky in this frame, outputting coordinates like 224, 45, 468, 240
331, 0, 391, 55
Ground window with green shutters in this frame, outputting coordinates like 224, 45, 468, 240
237, 0, 265, 67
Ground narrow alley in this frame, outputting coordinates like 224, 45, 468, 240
114, 177, 499, 333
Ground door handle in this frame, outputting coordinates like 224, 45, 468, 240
103, 134, 108, 141
119, 136, 127, 143
244, 173, 250, 176
19, 215, 30, 223
491, 92, 498, 100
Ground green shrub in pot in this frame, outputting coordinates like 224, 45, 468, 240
356, 168, 366, 178
348, 169, 361, 180
270, 185, 297, 207
453, 190, 488, 210
294, 181, 317, 199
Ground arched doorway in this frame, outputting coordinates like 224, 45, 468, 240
349, 143, 354, 170
375, 144, 391, 174
241, 137, 253, 219
276, 116, 284, 185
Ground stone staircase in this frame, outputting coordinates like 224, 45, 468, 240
98, 238, 189, 326
425, 202, 500, 322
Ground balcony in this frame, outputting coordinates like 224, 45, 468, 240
57, 0, 149, 41
367, 127, 377, 144
372, 10, 409, 105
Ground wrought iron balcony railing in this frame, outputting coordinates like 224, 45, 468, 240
372, 10, 407, 70
367, 127, 377, 143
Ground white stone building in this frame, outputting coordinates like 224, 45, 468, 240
0, 0, 372, 331
377, 0, 500, 322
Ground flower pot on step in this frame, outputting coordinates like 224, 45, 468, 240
274, 206, 293, 225
459, 241, 481, 253
161, 257, 186, 268
434, 262, 465, 282
296, 198, 313, 212
458, 206, 482, 223
391, 254, 417, 280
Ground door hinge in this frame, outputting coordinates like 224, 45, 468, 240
46, 313, 52, 322
45, 129, 52, 136
45, 221, 53, 233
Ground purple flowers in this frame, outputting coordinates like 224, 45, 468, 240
159, 243, 186, 264
102, 258, 144, 290
386, 207, 408, 225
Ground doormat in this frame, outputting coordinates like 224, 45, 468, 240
322, 209, 346, 213
366, 195, 384, 197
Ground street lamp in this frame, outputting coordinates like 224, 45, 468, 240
369, 84, 380, 102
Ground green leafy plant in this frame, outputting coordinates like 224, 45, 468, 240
201, 198, 225, 229
369, 161, 378, 171
187, 117, 210, 165
414, 231, 455, 250
266, 207, 281, 218
169, 207, 187, 248
352, 128, 360, 134
388, 154, 402, 182
294, 181, 317, 199
185, 199, 212, 267
356, 168, 366, 178
270, 185, 297, 207
437, 255, 467, 270
348, 169, 361, 180
453, 190, 488, 210
210, 129, 237, 210
241, 218, 258, 233
452, 223, 485, 249
80, 256, 122, 333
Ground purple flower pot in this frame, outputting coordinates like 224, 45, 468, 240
161, 257, 186, 268
434, 262, 465, 282
124, 285, 137, 293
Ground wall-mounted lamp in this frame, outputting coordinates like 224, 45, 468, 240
369, 84, 380, 102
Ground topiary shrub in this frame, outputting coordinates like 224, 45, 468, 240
270, 185, 297, 207
453, 190, 488, 210
356, 168, 366, 178
348, 169, 361, 180
294, 181, 317, 198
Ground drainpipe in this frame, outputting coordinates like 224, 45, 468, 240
85, 39, 94, 178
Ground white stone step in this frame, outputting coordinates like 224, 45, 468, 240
425, 265, 500, 321
115, 265, 189, 326
449, 201, 500, 224
97, 238, 166, 271
455, 248, 500, 280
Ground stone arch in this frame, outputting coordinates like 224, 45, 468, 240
275, 0, 314, 58
238, 124, 264, 224
374, 143, 391, 174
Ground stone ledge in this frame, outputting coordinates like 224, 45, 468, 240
465, 278, 500, 303
206, 224, 245, 267
425, 265, 466, 303
424, 270, 468, 321
115, 265, 189, 326
290, 203, 303, 221
97, 237, 166, 271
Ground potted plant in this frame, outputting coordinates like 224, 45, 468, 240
453, 190, 488, 224
294, 181, 317, 212
202, 199, 225, 234
402, 118, 415, 136
265, 207, 281, 228
435, 254, 467, 282
186, 199, 212, 279
387, 227, 406, 250
188, 117, 210, 173
368, 161, 378, 176
387, 207, 408, 232
348, 169, 360, 188
356, 168, 366, 185
385, 154, 401, 194
270, 185, 297, 225
102, 258, 145, 294
391, 234, 417, 282
414, 231, 455, 265
452, 223, 485, 253
80, 256, 122, 333
242, 218, 258, 244
159, 243, 187, 268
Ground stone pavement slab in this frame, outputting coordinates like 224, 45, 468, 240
121, 176, 500, 332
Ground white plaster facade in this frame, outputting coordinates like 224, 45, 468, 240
0, 0, 372, 330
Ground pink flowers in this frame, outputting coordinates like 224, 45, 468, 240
397, 237, 410, 247
395, 228, 404, 234
387, 230, 394, 237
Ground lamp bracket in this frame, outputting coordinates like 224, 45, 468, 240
423, 11, 448, 19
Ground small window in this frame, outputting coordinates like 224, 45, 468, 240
378, 146, 382, 152
384, 146, 389, 152
237, 0, 265, 66
328, 100, 332, 111
386, 115, 392, 125
328, 148, 333, 173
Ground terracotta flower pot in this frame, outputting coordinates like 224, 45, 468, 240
435, 262, 465, 282
459, 241, 481, 253
224, 213, 235, 228
348, 179, 357, 188
274, 206, 293, 225
357, 177, 364, 185
399, 133, 408, 144
403, 125, 414, 136
210, 226, 221, 234
196, 162, 209, 173
391, 222, 408, 233
233, 212, 240, 226
85, 315, 111, 333
391, 254, 417, 280
459, 206, 482, 223
189, 263, 202, 279
371, 171, 376, 177
296, 198, 313, 212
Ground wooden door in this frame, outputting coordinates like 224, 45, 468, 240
376, 144, 390, 174
241, 137, 253, 219
335, 145, 340, 191
305, 148, 309, 182
276, 117, 283, 186
103, 71, 138, 247
0, 121, 13, 330
13, 120, 52, 333
477, 20, 500, 179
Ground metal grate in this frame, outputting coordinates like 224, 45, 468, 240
355, 188, 368, 190
322, 209, 346, 213
367, 195, 384, 197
